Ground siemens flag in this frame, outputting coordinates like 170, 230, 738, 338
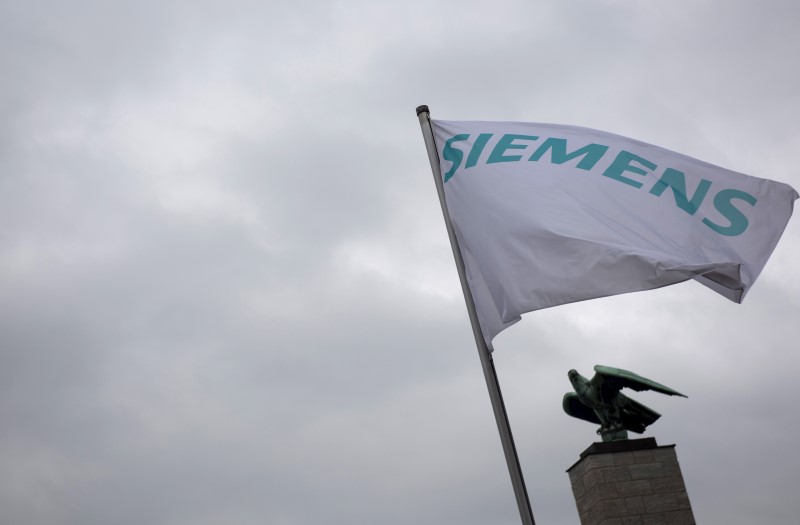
432, 120, 798, 348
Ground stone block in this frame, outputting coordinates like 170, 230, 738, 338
616, 479, 652, 498
602, 465, 633, 483
662, 509, 695, 524
661, 462, 681, 477
619, 517, 645, 525
674, 492, 692, 510
623, 496, 646, 514
578, 482, 620, 515
630, 462, 664, 480
582, 467, 606, 489
632, 449, 655, 463
589, 498, 628, 522
568, 440, 694, 525
650, 476, 685, 494
584, 452, 616, 469
572, 476, 587, 499
570, 460, 589, 481
612, 451, 637, 466
596, 519, 625, 525
643, 493, 681, 513
652, 447, 678, 463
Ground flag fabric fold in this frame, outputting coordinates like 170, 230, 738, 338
432, 120, 798, 348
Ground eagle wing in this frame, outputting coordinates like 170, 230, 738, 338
617, 393, 662, 433
562, 393, 601, 425
593, 365, 687, 398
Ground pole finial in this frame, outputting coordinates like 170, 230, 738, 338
415, 105, 429, 116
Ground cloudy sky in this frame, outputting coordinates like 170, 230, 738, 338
2, 1, 799, 524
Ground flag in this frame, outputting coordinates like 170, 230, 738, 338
432, 120, 798, 348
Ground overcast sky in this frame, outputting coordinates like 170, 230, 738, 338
1, 1, 799, 524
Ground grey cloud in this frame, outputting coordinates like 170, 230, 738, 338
1, 1, 799, 524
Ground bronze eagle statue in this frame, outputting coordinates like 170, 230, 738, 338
563, 365, 687, 442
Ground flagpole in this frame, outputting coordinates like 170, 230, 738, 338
416, 105, 536, 525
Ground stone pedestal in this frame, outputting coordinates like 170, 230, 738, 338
566, 438, 695, 525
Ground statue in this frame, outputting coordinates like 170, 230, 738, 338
563, 365, 687, 442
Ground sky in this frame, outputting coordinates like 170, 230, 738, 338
1, 1, 799, 524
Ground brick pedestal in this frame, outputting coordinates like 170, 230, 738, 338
566, 438, 695, 525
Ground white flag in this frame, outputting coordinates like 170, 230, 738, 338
432, 120, 798, 348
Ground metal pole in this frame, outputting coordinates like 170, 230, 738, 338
416, 105, 536, 525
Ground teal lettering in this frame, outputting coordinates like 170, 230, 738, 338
442, 134, 469, 182
649, 168, 712, 215
529, 138, 608, 171
602, 150, 657, 188
487, 134, 539, 164
702, 189, 757, 236
465, 133, 493, 168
